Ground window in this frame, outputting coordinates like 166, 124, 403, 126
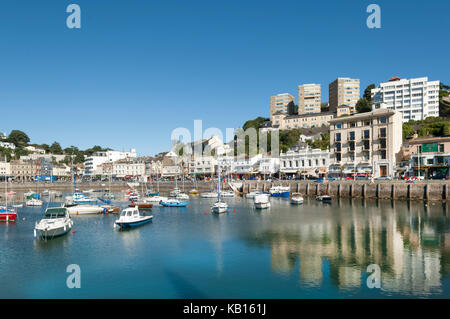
379, 117, 387, 124
380, 150, 386, 160
363, 130, 370, 139
336, 133, 341, 142
379, 127, 386, 138
439, 144, 444, 152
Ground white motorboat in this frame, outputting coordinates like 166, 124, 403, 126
34, 207, 73, 239
176, 193, 190, 200
201, 191, 219, 198
66, 205, 104, 215
12, 203, 24, 208
26, 198, 43, 206
316, 195, 332, 202
211, 200, 228, 214
291, 194, 304, 205
246, 190, 265, 199
143, 196, 168, 203
114, 207, 153, 229
254, 194, 270, 209
269, 186, 290, 197
221, 191, 235, 198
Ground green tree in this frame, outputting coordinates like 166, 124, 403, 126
356, 98, 371, 113
364, 84, 376, 102
50, 142, 63, 154
7, 130, 30, 147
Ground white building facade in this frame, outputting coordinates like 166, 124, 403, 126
280, 147, 329, 177
371, 77, 440, 122
84, 149, 137, 176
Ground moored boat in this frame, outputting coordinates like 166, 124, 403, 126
316, 195, 332, 202
128, 202, 153, 210
201, 191, 218, 198
143, 195, 168, 203
66, 205, 104, 215
34, 207, 73, 239
114, 207, 153, 229
0, 207, 17, 222
270, 186, 290, 197
291, 193, 304, 205
26, 198, 43, 206
254, 194, 270, 209
246, 190, 265, 199
160, 199, 188, 207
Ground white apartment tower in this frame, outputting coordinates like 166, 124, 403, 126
371, 76, 440, 122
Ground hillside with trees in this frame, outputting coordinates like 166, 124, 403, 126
0, 129, 111, 163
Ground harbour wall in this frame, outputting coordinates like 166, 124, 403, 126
5, 180, 450, 201
241, 180, 450, 201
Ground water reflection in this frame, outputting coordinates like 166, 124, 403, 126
247, 199, 449, 296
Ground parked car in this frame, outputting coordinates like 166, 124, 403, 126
346, 176, 355, 180
356, 175, 369, 180
429, 174, 448, 180
374, 176, 391, 181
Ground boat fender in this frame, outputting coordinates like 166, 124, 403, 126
34, 229, 36, 238
72, 230, 76, 233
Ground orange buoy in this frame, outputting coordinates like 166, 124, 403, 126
72, 230, 76, 233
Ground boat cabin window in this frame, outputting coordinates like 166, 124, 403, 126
45, 208, 67, 218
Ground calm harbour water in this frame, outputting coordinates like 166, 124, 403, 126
1, 193, 450, 299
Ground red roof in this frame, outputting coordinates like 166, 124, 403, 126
389, 76, 401, 81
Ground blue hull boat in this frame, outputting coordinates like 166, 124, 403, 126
160, 201, 188, 207
147, 192, 160, 196
270, 191, 290, 198
116, 217, 153, 229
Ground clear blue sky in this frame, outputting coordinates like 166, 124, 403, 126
1, 0, 449, 156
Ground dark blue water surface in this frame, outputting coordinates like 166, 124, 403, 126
1, 194, 449, 298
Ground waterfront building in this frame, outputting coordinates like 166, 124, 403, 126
406, 135, 450, 178
329, 109, 402, 178
271, 112, 335, 130
329, 78, 360, 114
233, 154, 262, 176
336, 105, 352, 117
189, 156, 217, 177
0, 161, 10, 178
83, 149, 137, 176
298, 84, 321, 114
0, 132, 6, 139
0, 141, 16, 150
52, 164, 71, 179
270, 93, 295, 119
279, 146, 329, 178
112, 160, 146, 179
10, 160, 39, 182
371, 76, 440, 122
258, 157, 280, 176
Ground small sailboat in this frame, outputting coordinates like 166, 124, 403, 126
290, 193, 304, 205
211, 161, 228, 214
34, 207, 73, 239
1, 177, 17, 222
221, 191, 235, 198
254, 194, 270, 209
114, 207, 153, 229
